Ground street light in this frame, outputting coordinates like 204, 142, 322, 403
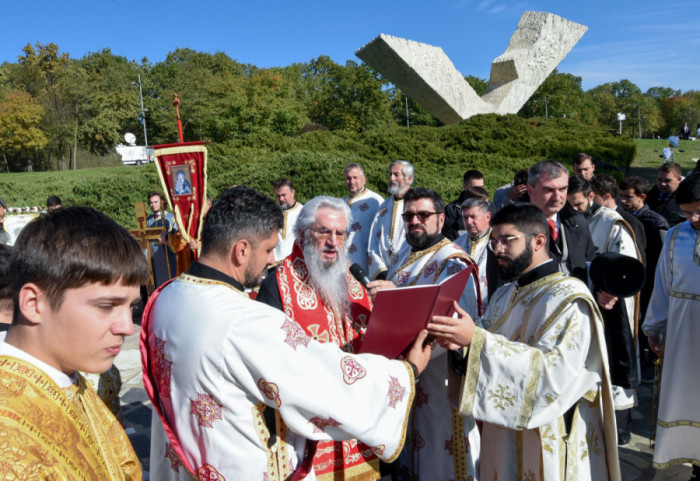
132, 74, 149, 161
617, 112, 626, 135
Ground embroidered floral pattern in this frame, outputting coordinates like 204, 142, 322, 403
395, 270, 410, 287
197, 463, 225, 480
488, 384, 516, 411
165, 442, 181, 472
414, 385, 429, 407
190, 393, 223, 428
387, 376, 406, 408
360, 202, 369, 212
257, 379, 281, 408
340, 356, 367, 385
152, 336, 172, 398
281, 319, 311, 350
352, 222, 362, 232
309, 416, 341, 433
423, 260, 438, 278
413, 430, 425, 450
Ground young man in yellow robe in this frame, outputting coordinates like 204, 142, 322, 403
0, 206, 147, 480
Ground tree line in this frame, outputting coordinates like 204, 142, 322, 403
0, 42, 696, 172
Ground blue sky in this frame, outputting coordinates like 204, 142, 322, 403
1, 0, 698, 92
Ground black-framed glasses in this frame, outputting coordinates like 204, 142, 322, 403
401, 211, 438, 222
488, 233, 535, 251
309, 227, 348, 241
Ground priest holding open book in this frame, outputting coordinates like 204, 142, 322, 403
426, 203, 620, 481
368, 187, 481, 481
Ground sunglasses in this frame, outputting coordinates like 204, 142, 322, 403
401, 211, 438, 222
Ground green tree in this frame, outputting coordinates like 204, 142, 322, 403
301, 56, 394, 132
519, 70, 595, 123
0, 89, 48, 172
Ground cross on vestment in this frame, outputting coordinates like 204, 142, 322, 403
129, 202, 168, 290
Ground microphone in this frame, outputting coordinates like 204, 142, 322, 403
349, 263, 372, 289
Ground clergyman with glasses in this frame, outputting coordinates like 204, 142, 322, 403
428, 203, 620, 481
367, 187, 481, 481
256, 195, 381, 481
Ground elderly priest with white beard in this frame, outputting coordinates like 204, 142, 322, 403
257, 195, 383, 481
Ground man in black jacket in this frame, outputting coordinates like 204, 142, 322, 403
527, 160, 595, 282
647, 162, 686, 226
442, 170, 488, 240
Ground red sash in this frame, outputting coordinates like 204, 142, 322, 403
276, 245, 379, 480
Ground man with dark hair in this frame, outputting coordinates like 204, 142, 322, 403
368, 187, 481, 481
591, 174, 647, 263
367, 160, 414, 279
272, 177, 303, 263
572, 174, 643, 445
428, 203, 619, 481
343, 163, 384, 271
442, 169, 486, 240
492, 168, 529, 210
148, 190, 178, 286
1, 206, 148, 478
527, 160, 595, 282
643, 173, 700, 478
46, 195, 63, 211
454, 197, 503, 305
144, 186, 431, 481
647, 162, 686, 226
258, 195, 379, 480
573, 152, 596, 180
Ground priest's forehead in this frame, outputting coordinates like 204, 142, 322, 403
314, 206, 348, 229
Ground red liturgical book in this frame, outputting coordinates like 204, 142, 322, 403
359, 266, 474, 358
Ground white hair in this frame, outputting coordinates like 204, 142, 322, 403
295, 196, 352, 239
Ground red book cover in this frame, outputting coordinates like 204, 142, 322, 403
358, 266, 473, 358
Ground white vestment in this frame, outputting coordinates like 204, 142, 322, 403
642, 221, 700, 469
345, 188, 384, 272
387, 238, 480, 481
459, 269, 620, 481
588, 205, 641, 410
454, 228, 491, 304
367, 196, 406, 279
274, 202, 303, 262
146, 273, 415, 481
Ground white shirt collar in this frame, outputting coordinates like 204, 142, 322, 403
0, 331, 76, 387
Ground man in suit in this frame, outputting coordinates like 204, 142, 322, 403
647, 162, 685, 226
527, 160, 595, 282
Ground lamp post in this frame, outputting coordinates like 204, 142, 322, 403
617, 112, 626, 135
133, 74, 149, 161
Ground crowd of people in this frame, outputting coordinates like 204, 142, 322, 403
0, 153, 699, 481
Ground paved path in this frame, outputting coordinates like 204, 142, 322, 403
116, 326, 692, 480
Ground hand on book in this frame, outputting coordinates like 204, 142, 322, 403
365, 280, 396, 302
405, 329, 431, 376
427, 301, 475, 349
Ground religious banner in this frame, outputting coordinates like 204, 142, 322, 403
153, 141, 208, 247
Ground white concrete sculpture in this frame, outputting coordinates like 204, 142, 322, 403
355, 11, 587, 124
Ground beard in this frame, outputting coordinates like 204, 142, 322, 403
497, 242, 533, 282
302, 233, 349, 313
406, 228, 441, 251
388, 182, 405, 197
243, 261, 266, 289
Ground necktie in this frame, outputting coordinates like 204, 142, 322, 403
548, 219, 558, 242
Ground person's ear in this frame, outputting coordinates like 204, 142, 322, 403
18, 283, 45, 326
533, 233, 548, 251
231, 239, 251, 266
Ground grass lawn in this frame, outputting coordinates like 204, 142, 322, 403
629, 139, 699, 182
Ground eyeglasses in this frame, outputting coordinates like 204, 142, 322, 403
401, 211, 438, 222
488, 233, 534, 251
681, 209, 700, 220
309, 227, 348, 241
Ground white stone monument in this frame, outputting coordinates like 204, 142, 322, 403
356, 11, 587, 124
